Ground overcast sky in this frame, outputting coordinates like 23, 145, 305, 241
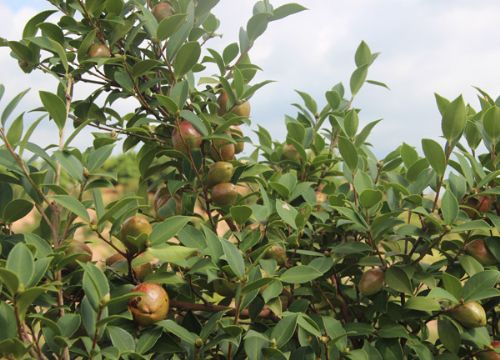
1, 0, 500, 155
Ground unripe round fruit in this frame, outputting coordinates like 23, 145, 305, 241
213, 278, 237, 298
358, 268, 384, 296
172, 121, 202, 153
282, 144, 301, 162
211, 183, 238, 206
65, 241, 92, 268
207, 161, 234, 187
129, 283, 169, 326
119, 216, 153, 254
210, 136, 235, 161
152, 2, 173, 22
153, 188, 182, 220
449, 302, 487, 328
477, 341, 500, 360
264, 245, 287, 266
217, 92, 251, 117
465, 239, 497, 266
88, 44, 111, 58
230, 125, 245, 154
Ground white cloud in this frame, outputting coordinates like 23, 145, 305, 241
1, 0, 500, 155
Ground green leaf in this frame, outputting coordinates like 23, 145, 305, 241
404, 297, 441, 313
355, 41, 372, 67
221, 239, 245, 279
385, 267, 412, 294
222, 43, 239, 64
0, 303, 17, 341
338, 136, 358, 171
173, 41, 201, 78
441, 95, 466, 142
270, 3, 307, 21
157, 13, 187, 40
247, 13, 269, 42
82, 263, 110, 311
350, 64, 369, 96
275, 199, 298, 230
271, 314, 298, 347
230, 205, 252, 225
0, 269, 19, 295
108, 326, 135, 353
146, 245, 197, 266
6, 113, 23, 148
1, 88, 29, 126
157, 320, 197, 345
451, 220, 490, 233
53, 151, 84, 181
441, 190, 458, 225
28, 37, 68, 72
441, 272, 462, 300
39, 91, 67, 130
359, 189, 382, 208
483, 105, 500, 141
462, 270, 500, 301
156, 94, 179, 114
6, 243, 34, 287
150, 216, 192, 246
280, 265, 322, 284
23, 10, 56, 38
50, 195, 90, 222
421, 139, 446, 177
438, 318, 460, 354
458, 255, 483, 276
16, 287, 48, 320
3, 199, 33, 223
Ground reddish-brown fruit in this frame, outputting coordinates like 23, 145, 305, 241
172, 121, 203, 153
478, 341, 500, 360
211, 183, 238, 206
449, 302, 487, 328
282, 144, 302, 162
477, 196, 492, 213
207, 161, 234, 187
65, 241, 92, 268
153, 187, 182, 220
230, 125, 245, 154
264, 245, 288, 266
152, 2, 173, 22
217, 91, 251, 117
210, 136, 235, 161
465, 239, 497, 266
358, 268, 384, 296
129, 283, 169, 326
88, 44, 111, 58
119, 216, 153, 254
106, 253, 153, 280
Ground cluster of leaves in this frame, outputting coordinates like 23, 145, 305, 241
0, 0, 499, 359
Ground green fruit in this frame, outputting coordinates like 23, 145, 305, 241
172, 120, 203, 153
65, 241, 92, 268
217, 91, 251, 117
358, 268, 384, 296
153, 187, 182, 220
207, 162, 234, 187
282, 144, 301, 162
88, 44, 111, 58
465, 239, 497, 266
450, 302, 487, 328
210, 136, 235, 161
213, 278, 238, 298
152, 2, 173, 22
230, 125, 245, 154
129, 283, 169, 326
211, 183, 238, 206
264, 245, 287, 266
119, 216, 153, 254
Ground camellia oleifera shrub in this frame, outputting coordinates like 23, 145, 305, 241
0, 0, 499, 359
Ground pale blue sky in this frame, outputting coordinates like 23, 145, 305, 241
1, 0, 500, 155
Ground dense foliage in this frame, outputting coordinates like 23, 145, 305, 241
0, 0, 499, 359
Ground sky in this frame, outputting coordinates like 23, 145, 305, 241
1, 0, 500, 156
